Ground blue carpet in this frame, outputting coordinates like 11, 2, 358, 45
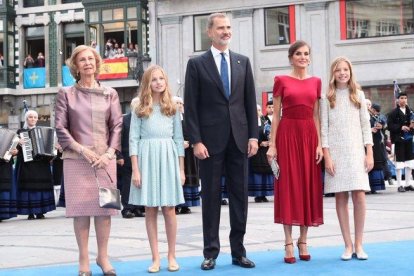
2, 240, 413, 275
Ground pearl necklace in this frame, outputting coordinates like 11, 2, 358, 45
78, 80, 97, 89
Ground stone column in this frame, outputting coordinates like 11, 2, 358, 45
158, 16, 183, 95
302, 1, 331, 87
231, 9, 255, 68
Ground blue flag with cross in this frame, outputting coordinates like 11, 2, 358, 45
23, 67, 46, 89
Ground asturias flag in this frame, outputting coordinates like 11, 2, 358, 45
24, 68, 46, 89
62, 65, 76, 87
99, 57, 128, 80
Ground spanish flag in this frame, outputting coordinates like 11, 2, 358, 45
99, 57, 128, 80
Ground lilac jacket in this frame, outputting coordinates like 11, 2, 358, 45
55, 84, 122, 159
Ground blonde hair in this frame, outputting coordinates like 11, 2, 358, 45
134, 65, 176, 118
327, 56, 361, 109
66, 45, 102, 82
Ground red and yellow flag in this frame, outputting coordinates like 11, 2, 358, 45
99, 57, 128, 80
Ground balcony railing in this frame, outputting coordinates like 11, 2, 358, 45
20, 55, 151, 89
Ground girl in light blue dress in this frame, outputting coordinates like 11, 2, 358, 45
129, 65, 185, 273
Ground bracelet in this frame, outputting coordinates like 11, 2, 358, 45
105, 152, 114, 160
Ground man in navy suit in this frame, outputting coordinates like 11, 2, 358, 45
184, 12, 258, 270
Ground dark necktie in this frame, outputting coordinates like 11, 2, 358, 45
220, 53, 230, 99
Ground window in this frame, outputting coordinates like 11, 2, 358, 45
25, 26, 45, 67
194, 15, 210, 52
345, 0, 414, 39
265, 6, 293, 45
23, 0, 44, 7
63, 22, 85, 60
89, 11, 99, 23
62, 0, 81, 3
127, 7, 137, 19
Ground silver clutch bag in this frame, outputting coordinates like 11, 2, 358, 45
270, 159, 280, 179
98, 187, 121, 210
95, 168, 121, 210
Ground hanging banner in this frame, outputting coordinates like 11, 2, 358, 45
62, 65, 76, 87
23, 68, 46, 89
99, 57, 128, 80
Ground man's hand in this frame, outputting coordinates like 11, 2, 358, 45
247, 140, 258, 158
193, 142, 210, 160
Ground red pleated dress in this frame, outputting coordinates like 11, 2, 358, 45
273, 75, 323, 226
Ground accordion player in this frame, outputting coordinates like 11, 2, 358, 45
0, 128, 19, 162
19, 127, 57, 162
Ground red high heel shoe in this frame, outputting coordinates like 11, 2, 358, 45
284, 243, 296, 264
297, 241, 311, 261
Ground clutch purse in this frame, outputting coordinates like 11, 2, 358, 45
270, 159, 280, 179
94, 168, 121, 210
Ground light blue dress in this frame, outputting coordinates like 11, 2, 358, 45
129, 105, 185, 207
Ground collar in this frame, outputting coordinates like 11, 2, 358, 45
211, 45, 229, 57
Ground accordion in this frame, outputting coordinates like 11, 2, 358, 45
20, 127, 57, 162
0, 128, 19, 162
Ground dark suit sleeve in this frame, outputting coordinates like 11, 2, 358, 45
184, 58, 202, 145
244, 58, 259, 140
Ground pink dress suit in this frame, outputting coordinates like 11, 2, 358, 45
55, 84, 122, 217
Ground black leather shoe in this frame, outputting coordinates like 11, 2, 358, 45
180, 207, 191, 214
254, 197, 262, 203
398, 186, 406, 192
232, 256, 255, 268
221, 199, 228, 205
122, 210, 135, 219
36, 213, 45, 219
133, 209, 145, 217
405, 185, 414, 191
200, 258, 216, 270
262, 196, 269, 202
28, 214, 35, 220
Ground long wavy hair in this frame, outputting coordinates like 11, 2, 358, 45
134, 65, 176, 118
327, 56, 361, 109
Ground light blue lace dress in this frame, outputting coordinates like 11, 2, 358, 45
129, 105, 185, 207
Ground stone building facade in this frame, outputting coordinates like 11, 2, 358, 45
151, 0, 414, 113
0, 0, 413, 129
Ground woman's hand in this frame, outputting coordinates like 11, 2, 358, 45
92, 153, 111, 169
324, 156, 335, 176
184, 141, 190, 149
132, 169, 141, 188
266, 146, 277, 164
365, 154, 374, 173
180, 169, 186, 186
80, 147, 100, 164
316, 146, 323, 164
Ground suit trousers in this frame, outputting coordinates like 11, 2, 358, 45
199, 132, 248, 259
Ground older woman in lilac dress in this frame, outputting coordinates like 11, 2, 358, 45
55, 45, 122, 276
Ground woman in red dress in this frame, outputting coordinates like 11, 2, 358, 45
267, 40, 323, 264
